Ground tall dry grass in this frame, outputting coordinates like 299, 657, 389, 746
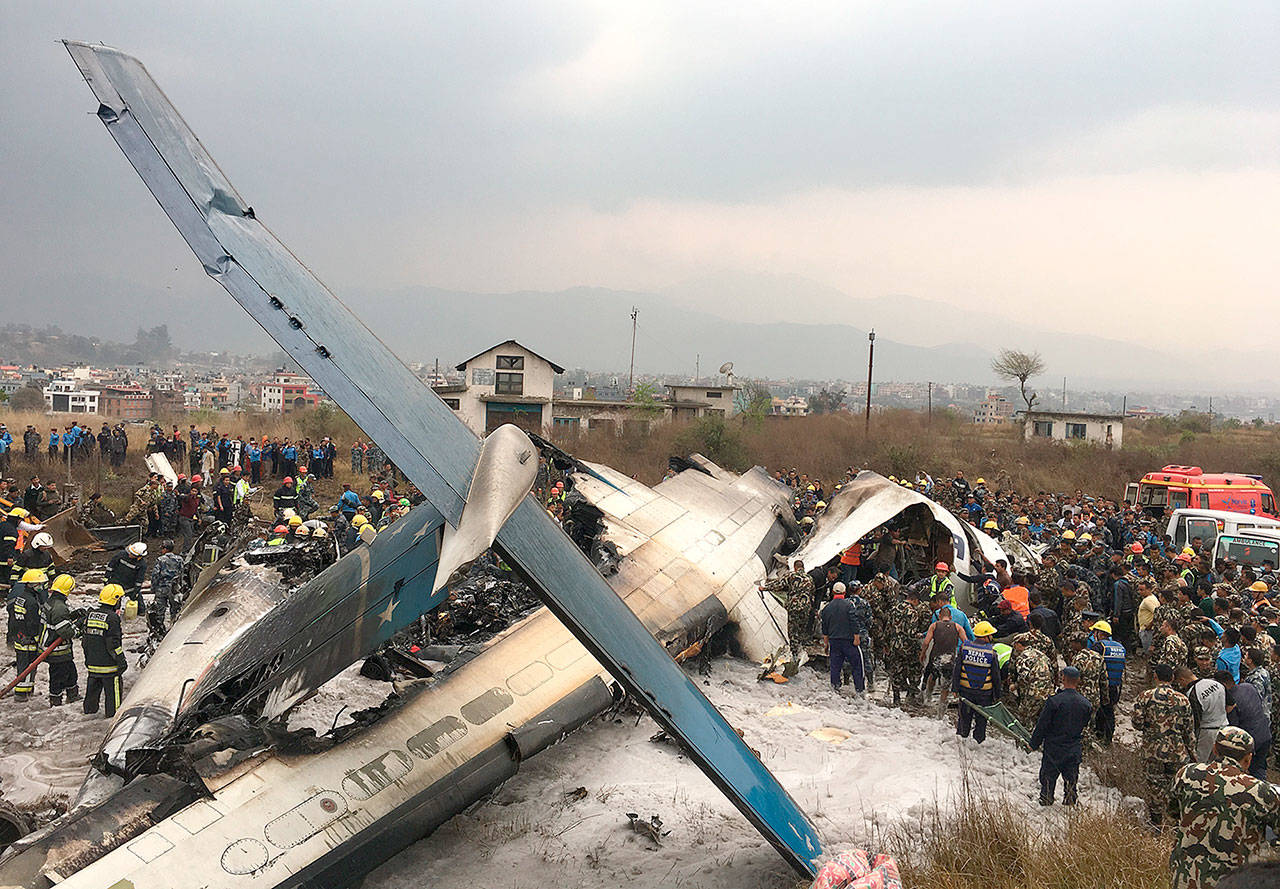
869, 782, 1171, 889
11, 403, 1280, 511
556, 409, 1280, 500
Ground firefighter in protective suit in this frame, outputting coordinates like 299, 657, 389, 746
83, 584, 128, 717
7, 569, 47, 700
41, 573, 80, 706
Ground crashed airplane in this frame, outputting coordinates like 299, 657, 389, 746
0, 42, 827, 888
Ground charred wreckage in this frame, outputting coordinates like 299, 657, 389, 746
0, 43, 1017, 889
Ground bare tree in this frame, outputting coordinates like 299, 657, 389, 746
991, 349, 1046, 413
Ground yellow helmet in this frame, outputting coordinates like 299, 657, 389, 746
1091, 620, 1113, 635
99, 583, 125, 606
1015, 516, 1030, 525
976, 478, 986, 484
972, 621, 997, 638
352, 514, 367, 527
983, 520, 998, 530
7, 507, 28, 518
815, 501, 826, 509
888, 475, 897, 482
1062, 530, 1076, 540
903, 482, 914, 489
50, 574, 75, 595
1080, 532, 1093, 541
372, 490, 385, 500
288, 515, 303, 527
20, 569, 48, 585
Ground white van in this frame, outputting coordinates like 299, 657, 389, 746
1164, 508, 1280, 552
1214, 528, 1280, 570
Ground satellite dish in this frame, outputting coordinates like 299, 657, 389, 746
718, 362, 734, 375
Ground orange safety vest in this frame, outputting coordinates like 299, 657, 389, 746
840, 543, 862, 566
1002, 585, 1030, 618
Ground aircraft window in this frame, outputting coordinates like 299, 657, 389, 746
507, 662, 554, 696
341, 751, 413, 801
407, 716, 468, 760
547, 640, 587, 671
461, 688, 514, 725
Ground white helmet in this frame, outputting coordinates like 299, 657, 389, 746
31, 532, 53, 549
127, 541, 147, 557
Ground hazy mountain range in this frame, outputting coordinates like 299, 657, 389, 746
8, 271, 1270, 391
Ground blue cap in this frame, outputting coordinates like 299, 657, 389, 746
1062, 666, 1081, 679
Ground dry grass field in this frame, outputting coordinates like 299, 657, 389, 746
5, 405, 1279, 513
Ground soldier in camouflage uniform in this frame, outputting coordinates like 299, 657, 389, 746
1011, 635, 1054, 730
1067, 635, 1105, 747
147, 539, 186, 640
1059, 583, 1092, 651
1152, 589, 1184, 640
1020, 620, 1058, 682
885, 587, 930, 704
1131, 662, 1195, 825
121, 475, 162, 524
865, 573, 900, 691
157, 482, 178, 536
1168, 726, 1280, 889
1155, 618, 1190, 670
760, 559, 815, 660
78, 493, 116, 529
1036, 554, 1062, 613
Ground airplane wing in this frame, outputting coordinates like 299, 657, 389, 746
64, 42, 821, 876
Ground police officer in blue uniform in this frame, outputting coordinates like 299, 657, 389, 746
952, 620, 1003, 743
1090, 619, 1126, 746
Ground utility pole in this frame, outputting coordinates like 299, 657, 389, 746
1062, 376, 1067, 408
628, 306, 638, 395
864, 330, 875, 434
695, 353, 700, 384
927, 381, 933, 423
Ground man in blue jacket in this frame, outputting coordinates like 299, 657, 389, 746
1030, 665, 1093, 805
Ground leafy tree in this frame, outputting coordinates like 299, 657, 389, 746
808, 388, 845, 415
8, 387, 44, 411
990, 349, 1046, 413
630, 380, 665, 418
675, 415, 747, 470
734, 381, 772, 420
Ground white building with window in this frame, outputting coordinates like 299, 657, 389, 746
1022, 410, 1124, 449
43, 379, 100, 414
444, 340, 564, 435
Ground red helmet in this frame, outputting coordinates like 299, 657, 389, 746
273, 524, 288, 535
1129, 542, 1143, 554
283, 477, 293, 485
934, 561, 950, 572
191, 474, 202, 483
177, 474, 187, 480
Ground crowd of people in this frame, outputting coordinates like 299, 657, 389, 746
762, 466, 1280, 888
1, 421, 427, 725
4, 422, 1278, 884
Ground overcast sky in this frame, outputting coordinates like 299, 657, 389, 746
2, 1, 1277, 354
